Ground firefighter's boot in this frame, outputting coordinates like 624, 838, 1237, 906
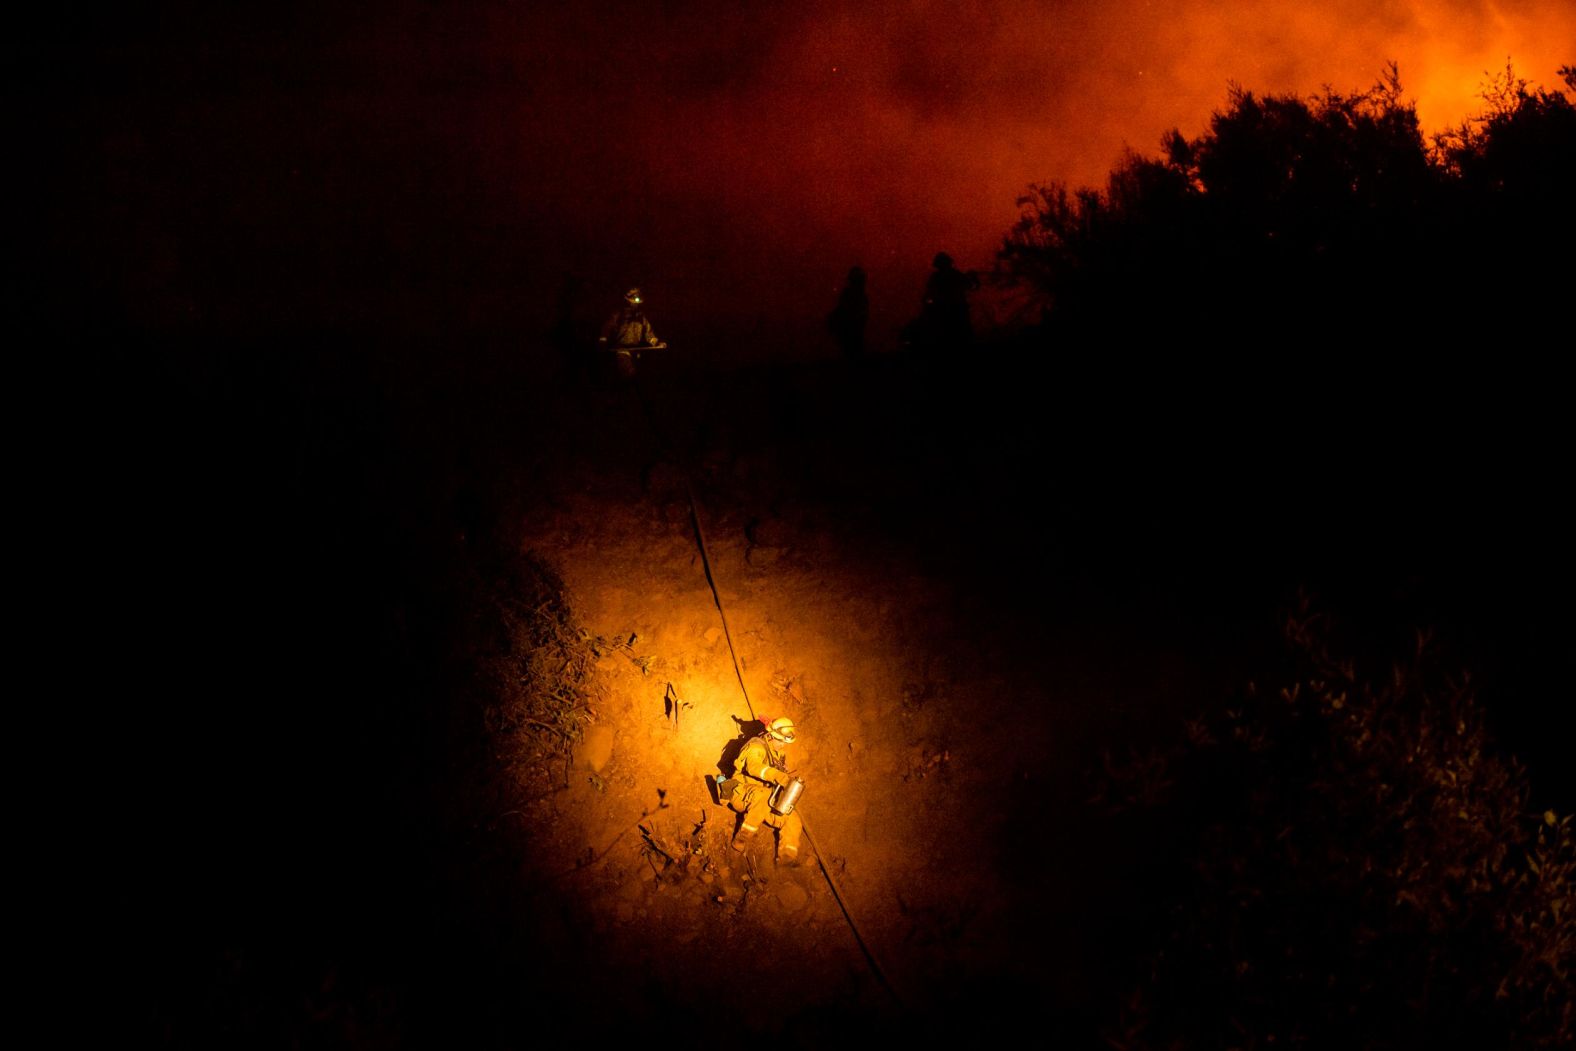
731, 820, 759, 852
775, 812, 804, 865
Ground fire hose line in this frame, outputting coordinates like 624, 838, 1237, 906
631, 373, 905, 1009
687, 478, 904, 1009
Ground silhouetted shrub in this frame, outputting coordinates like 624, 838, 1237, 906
1097, 601, 1574, 1049
1002, 63, 1575, 357
1433, 63, 1576, 315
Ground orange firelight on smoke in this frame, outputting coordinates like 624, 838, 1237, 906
508, 2, 1574, 343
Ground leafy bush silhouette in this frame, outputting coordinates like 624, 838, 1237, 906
1097, 602, 1574, 1049
1002, 63, 1574, 354
1433, 63, 1576, 315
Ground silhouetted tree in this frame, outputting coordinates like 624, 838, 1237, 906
826, 265, 869, 360
1433, 63, 1576, 317
1001, 63, 1574, 358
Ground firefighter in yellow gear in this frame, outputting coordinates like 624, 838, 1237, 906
729, 717, 803, 864
597, 287, 662, 381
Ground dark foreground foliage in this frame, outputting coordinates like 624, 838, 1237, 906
1001, 63, 1576, 354
1097, 602, 1574, 1050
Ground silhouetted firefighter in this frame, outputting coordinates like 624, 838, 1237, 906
910, 252, 979, 355
597, 286, 665, 381
826, 265, 869, 360
920, 253, 977, 352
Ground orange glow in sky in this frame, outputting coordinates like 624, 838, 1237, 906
504, 1, 1573, 345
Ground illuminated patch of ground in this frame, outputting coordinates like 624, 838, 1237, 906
465, 361, 1245, 1040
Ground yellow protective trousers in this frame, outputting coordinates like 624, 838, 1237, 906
728, 782, 802, 860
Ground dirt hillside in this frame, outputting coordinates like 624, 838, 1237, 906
446, 356, 1280, 1044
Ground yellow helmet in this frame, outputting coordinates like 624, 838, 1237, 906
766, 717, 797, 743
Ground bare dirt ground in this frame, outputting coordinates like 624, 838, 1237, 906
97, 339, 1569, 1048
445, 355, 1280, 1044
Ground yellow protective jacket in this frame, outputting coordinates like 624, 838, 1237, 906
599, 307, 659, 350
729, 734, 792, 808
